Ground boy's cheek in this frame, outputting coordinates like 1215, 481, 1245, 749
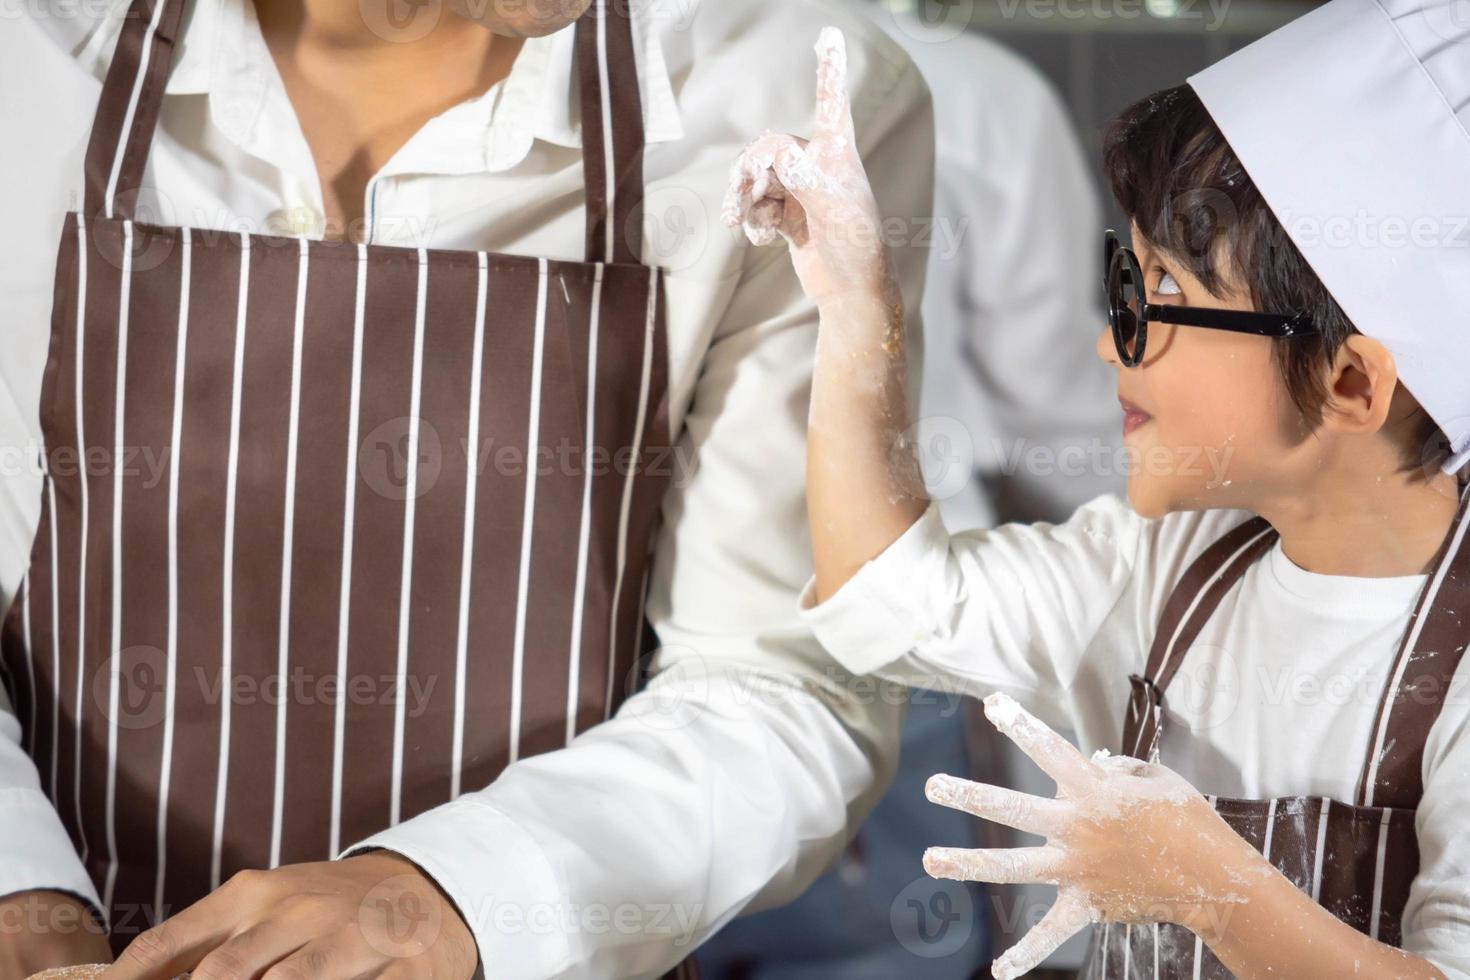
1123, 413, 1255, 516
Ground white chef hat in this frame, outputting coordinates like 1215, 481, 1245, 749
1188, 0, 1470, 473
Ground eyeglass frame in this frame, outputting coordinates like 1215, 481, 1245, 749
1103, 229, 1317, 368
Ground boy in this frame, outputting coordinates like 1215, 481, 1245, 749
724, 0, 1470, 975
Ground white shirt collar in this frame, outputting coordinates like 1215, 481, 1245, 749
50, 0, 684, 173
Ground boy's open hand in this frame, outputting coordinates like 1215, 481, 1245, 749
720, 28, 894, 309
924, 694, 1264, 980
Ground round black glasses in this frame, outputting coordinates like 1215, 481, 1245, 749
1104, 229, 1317, 367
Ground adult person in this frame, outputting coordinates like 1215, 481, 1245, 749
0, 0, 933, 976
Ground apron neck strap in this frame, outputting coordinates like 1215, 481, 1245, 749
1356, 479, 1470, 808
81, 0, 651, 266
1122, 516, 1277, 761
82, 0, 186, 221
574, 0, 648, 266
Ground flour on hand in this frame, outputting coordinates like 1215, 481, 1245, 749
924, 693, 1254, 979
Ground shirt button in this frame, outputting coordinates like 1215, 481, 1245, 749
267, 206, 324, 238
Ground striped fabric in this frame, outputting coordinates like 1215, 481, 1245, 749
0, 1, 688, 973
1082, 479, 1470, 977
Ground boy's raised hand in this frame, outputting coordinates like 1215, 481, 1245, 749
721, 28, 895, 310
924, 694, 1264, 980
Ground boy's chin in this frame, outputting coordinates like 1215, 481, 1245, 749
1125, 477, 1172, 519
1128, 473, 1241, 519
1125, 473, 1202, 519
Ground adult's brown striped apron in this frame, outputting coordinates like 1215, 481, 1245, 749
1079, 476, 1470, 978
0, 0, 688, 970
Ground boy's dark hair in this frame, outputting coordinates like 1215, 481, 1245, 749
1101, 84, 1446, 475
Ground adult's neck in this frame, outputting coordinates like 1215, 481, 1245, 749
253, 0, 499, 60
1252, 463, 1461, 578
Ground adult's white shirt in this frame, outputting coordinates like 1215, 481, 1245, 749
878, 14, 1120, 530
0, 2, 934, 976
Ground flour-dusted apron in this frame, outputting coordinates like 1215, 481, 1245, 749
0, 0, 689, 970
1079, 479, 1470, 979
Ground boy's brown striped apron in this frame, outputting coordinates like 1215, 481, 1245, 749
0, 0, 698, 974
1080, 477, 1470, 978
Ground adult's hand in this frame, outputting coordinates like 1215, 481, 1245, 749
101, 852, 477, 980
0, 889, 112, 977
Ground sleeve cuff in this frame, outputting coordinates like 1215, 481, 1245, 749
0, 788, 102, 918
798, 502, 951, 675
340, 798, 571, 978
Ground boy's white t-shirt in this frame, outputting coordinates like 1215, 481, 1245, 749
801, 494, 1470, 977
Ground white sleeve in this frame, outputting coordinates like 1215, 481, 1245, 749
346, 36, 934, 980
0, 683, 102, 912
1401, 687, 1470, 979
0, 14, 102, 909
799, 494, 1147, 727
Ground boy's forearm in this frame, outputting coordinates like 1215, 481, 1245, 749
1189, 850, 1444, 980
808, 288, 928, 603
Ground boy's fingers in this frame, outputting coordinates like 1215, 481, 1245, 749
812, 27, 855, 148
990, 889, 1095, 980
924, 845, 1066, 885
926, 774, 1071, 838
722, 134, 803, 225
743, 198, 784, 246
983, 692, 1099, 795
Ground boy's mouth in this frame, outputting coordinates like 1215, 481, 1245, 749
1119, 396, 1153, 435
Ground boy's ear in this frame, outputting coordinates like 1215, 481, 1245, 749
1319, 335, 1399, 435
